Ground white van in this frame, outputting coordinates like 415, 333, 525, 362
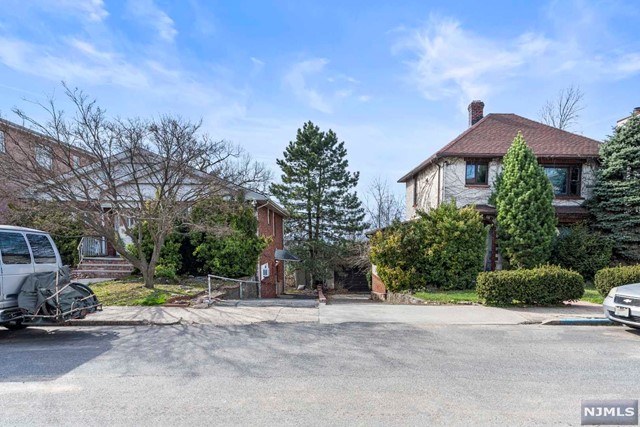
0, 226, 64, 329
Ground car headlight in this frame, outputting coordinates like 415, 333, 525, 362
608, 287, 618, 298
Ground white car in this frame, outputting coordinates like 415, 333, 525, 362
603, 284, 640, 329
0, 225, 99, 330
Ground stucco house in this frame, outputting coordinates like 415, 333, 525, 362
371, 101, 602, 299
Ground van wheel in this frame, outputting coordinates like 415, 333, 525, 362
3, 321, 28, 331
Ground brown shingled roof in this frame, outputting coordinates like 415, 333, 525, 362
398, 113, 601, 182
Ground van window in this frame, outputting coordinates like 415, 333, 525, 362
0, 232, 32, 264
27, 234, 57, 264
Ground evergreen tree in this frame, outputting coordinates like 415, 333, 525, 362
496, 132, 556, 269
270, 121, 366, 284
590, 114, 640, 261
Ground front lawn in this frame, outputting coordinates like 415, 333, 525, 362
413, 285, 604, 305
581, 284, 604, 304
413, 290, 480, 304
90, 278, 207, 306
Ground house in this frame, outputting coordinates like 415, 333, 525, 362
371, 101, 602, 300
616, 107, 640, 127
0, 117, 293, 298
0, 118, 94, 218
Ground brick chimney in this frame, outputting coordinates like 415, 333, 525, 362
468, 100, 484, 126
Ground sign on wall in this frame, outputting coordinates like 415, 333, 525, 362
261, 263, 270, 280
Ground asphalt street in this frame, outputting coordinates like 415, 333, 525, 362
1, 323, 638, 427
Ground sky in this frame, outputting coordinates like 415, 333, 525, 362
0, 0, 638, 201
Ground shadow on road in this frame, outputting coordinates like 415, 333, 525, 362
0, 327, 119, 382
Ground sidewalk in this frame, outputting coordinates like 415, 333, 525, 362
318, 300, 605, 325
70, 304, 318, 326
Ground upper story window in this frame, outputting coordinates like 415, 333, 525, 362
543, 165, 581, 197
36, 145, 53, 170
465, 160, 489, 185
72, 155, 81, 168
0, 130, 5, 153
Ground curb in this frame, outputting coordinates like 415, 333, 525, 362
66, 318, 184, 327
541, 318, 614, 326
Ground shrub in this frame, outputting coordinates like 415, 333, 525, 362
155, 264, 177, 280
370, 201, 487, 292
476, 265, 584, 305
190, 197, 270, 278
594, 265, 640, 297
551, 224, 613, 280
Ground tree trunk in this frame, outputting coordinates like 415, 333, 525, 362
142, 267, 155, 289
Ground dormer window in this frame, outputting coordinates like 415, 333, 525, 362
465, 160, 489, 185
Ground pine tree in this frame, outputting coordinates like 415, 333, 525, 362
590, 114, 640, 261
270, 121, 366, 284
496, 132, 556, 269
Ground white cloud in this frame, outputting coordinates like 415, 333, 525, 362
394, 16, 550, 101
284, 58, 333, 113
54, 0, 109, 22
128, 0, 178, 42
395, 14, 640, 102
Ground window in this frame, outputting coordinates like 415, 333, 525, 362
26, 234, 56, 264
36, 146, 53, 170
72, 155, 80, 168
0, 130, 5, 153
0, 232, 32, 264
543, 165, 581, 196
465, 160, 489, 185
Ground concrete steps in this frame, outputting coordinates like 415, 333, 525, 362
73, 257, 135, 279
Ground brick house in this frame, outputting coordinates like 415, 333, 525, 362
371, 101, 602, 300
248, 192, 289, 298
0, 118, 95, 218
0, 117, 290, 297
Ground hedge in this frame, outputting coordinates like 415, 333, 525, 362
594, 265, 640, 297
476, 265, 584, 305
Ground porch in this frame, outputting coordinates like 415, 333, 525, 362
74, 236, 134, 278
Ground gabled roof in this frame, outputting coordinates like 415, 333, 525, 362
398, 113, 601, 182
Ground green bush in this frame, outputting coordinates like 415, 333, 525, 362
154, 264, 177, 280
370, 201, 487, 292
594, 265, 640, 297
476, 265, 584, 305
551, 224, 613, 280
190, 197, 269, 278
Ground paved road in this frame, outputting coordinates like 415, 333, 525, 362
1, 323, 638, 426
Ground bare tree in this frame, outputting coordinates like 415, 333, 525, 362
539, 85, 585, 130
365, 176, 404, 230
0, 85, 271, 288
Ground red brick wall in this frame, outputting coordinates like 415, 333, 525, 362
0, 122, 95, 220
371, 266, 387, 301
257, 205, 284, 298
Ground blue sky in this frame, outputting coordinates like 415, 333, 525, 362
0, 0, 638, 199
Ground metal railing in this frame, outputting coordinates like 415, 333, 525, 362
77, 236, 108, 263
206, 274, 261, 304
